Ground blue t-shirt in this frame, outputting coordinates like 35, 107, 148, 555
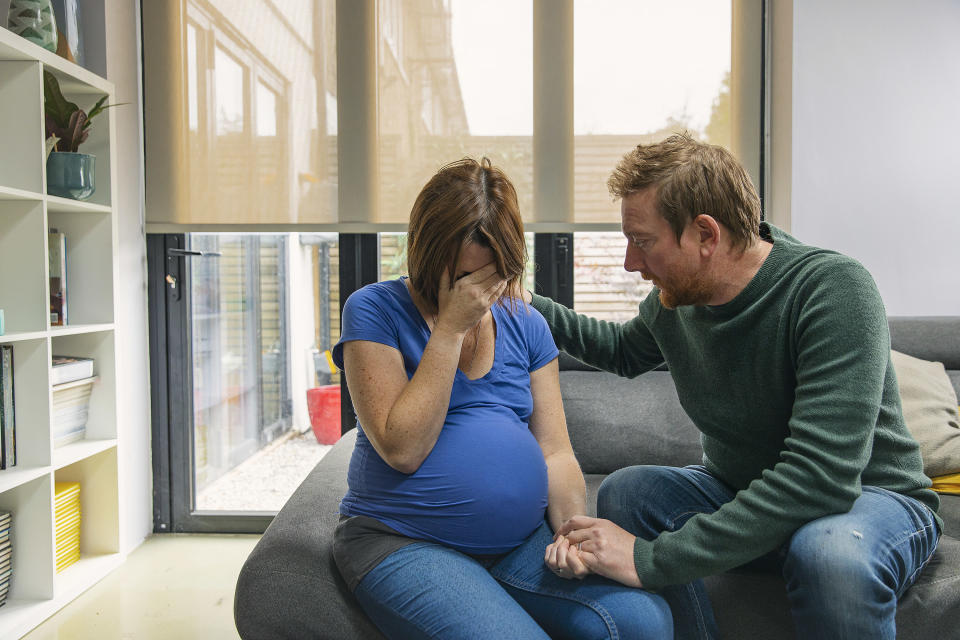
332, 277, 559, 554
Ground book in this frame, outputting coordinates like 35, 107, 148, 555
51, 356, 94, 385
49, 229, 67, 326
0, 346, 14, 469
51, 377, 96, 447
54, 483, 81, 573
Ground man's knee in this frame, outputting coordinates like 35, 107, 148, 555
597, 466, 684, 535
783, 521, 889, 601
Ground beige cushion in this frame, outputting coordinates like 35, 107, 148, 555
891, 350, 960, 477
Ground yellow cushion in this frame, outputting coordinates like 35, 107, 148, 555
930, 471, 960, 495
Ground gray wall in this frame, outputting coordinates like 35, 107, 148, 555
788, 0, 960, 315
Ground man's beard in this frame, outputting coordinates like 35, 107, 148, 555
655, 270, 713, 309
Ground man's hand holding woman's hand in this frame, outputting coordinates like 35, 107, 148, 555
434, 263, 506, 336
545, 516, 644, 588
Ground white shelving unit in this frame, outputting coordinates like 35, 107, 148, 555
0, 26, 122, 639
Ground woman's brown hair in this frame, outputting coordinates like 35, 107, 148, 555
407, 157, 526, 312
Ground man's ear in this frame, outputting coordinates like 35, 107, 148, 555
693, 214, 721, 257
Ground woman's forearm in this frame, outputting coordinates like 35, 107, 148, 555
380, 327, 465, 473
544, 452, 587, 532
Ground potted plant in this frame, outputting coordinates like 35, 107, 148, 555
43, 70, 121, 200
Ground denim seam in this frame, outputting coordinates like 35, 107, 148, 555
874, 520, 938, 598
492, 574, 619, 640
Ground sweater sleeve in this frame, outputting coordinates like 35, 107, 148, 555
633, 258, 891, 590
530, 292, 664, 378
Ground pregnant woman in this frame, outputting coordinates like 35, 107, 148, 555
332, 157, 672, 640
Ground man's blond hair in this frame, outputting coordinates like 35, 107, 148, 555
607, 133, 762, 250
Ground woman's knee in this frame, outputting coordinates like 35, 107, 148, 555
559, 590, 673, 640
606, 591, 674, 640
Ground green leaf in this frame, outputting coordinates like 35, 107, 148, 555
43, 71, 79, 128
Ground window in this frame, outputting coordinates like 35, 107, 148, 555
145, 0, 761, 530
377, 0, 534, 224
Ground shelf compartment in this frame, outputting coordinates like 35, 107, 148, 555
4, 338, 52, 468
0, 60, 43, 194
0, 201, 47, 334
0, 474, 55, 603
46, 209, 115, 326
44, 91, 113, 209
54, 448, 119, 559
50, 332, 116, 442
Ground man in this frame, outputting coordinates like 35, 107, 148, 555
531, 134, 941, 639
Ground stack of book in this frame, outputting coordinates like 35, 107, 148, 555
54, 482, 81, 572
51, 356, 96, 448
0, 510, 10, 607
0, 345, 15, 470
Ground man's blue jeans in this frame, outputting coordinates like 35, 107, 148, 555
598, 465, 941, 640
352, 521, 673, 639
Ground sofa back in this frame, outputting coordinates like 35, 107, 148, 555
559, 316, 960, 475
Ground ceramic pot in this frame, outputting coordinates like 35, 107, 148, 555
47, 151, 95, 200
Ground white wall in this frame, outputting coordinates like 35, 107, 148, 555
787, 0, 960, 315
103, 0, 152, 552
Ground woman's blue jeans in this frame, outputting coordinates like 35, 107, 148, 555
352, 521, 673, 639
598, 465, 941, 640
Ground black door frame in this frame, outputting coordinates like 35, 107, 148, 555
149, 233, 274, 533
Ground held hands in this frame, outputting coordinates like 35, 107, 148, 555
435, 263, 507, 336
544, 516, 644, 588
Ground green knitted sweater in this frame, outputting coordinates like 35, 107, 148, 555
532, 223, 941, 590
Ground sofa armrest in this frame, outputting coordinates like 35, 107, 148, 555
234, 430, 384, 639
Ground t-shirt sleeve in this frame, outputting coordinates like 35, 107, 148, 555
332, 285, 400, 370
524, 304, 560, 372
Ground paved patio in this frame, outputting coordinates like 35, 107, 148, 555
196, 428, 337, 512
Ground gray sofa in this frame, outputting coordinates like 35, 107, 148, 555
235, 316, 960, 639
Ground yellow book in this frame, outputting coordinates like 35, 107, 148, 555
54, 482, 80, 498
56, 552, 81, 572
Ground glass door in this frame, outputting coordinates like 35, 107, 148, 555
150, 232, 342, 533
189, 234, 292, 510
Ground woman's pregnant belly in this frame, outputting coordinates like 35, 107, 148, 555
343, 405, 549, 554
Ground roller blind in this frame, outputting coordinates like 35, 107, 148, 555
143, 0, 761, 230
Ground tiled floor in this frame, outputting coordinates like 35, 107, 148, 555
23, 534, 260, 640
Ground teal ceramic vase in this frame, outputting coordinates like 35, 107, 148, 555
6, 0, 58, 52
47, 152, 95, 200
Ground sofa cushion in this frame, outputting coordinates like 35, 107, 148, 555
560, 370, 702, 474
891, 350, 960, 477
